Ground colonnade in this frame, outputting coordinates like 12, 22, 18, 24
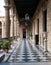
4, 0, 20, 40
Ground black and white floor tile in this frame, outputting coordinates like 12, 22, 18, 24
7, 39, 51, 63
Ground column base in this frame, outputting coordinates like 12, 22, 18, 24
44, 50, 48, 54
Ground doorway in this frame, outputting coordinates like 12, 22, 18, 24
43, 9, 47, 32
35, 19, 39, 45
23, 29, 26, 38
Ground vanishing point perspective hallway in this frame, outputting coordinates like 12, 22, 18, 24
1, 0, 51, 65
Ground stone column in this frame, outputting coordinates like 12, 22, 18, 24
10, 15, 14, 38
17, 20, 20, 39
14, 19, 17, 40
11, 7, 15, 39
20, 25, 23, 39
15, 9, 19, 40
32, 21, 35, 43
12, 15, 14, 39
4, 0, 10, 39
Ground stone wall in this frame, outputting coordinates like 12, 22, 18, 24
32, 0, 51, 51
47, 0, 51, 51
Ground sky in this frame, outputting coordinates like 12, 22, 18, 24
0, 0, 5, 16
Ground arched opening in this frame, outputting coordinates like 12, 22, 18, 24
35, 19, 39, 45
23, 28, 26, 38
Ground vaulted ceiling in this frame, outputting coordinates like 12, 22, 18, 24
14, 0, 40, 18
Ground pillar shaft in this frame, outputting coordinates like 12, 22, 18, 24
17, 22, 19, 37
12, 15, 14, 38
5, 6, 10, 38
4, 0, 10, 39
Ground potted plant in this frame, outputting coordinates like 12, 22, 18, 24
0, 41, 2, 49
29, 32, 33, 39
1, 40, 10, 53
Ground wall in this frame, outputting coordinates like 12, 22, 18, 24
47, 0, 51, 51
32, 0, 51, 51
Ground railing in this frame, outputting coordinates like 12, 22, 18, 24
0, 36, 17, 41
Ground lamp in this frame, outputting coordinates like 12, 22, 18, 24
25, 13, 30, 26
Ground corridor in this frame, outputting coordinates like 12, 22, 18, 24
5, 39, 51, 63
0, 0, 51, 65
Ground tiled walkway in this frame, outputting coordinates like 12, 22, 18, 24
5, 39, 51, 63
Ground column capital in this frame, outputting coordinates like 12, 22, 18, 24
4, 5, 11, 9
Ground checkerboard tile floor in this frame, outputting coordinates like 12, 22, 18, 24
7, 39, 51, 63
